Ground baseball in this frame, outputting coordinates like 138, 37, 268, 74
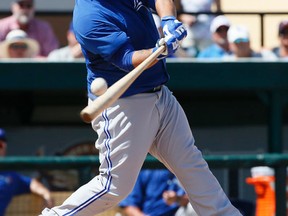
91, 77, 108, 96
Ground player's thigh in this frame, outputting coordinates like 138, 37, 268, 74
151, 88, 192, 147
149, 89, 205, 174
92, 94, 161, 190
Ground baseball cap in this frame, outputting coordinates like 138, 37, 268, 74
14, 0, 34, 6
227, 25, 250, 43
14, 0, 34, 3
210, 15, 230, 33
0, 129, 6, 141
251, 166, 274, 177
279, 20, 288, 35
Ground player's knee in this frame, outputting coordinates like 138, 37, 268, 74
94, 174, 135, 201
39, 208, 60, 216
109, 181, 135, 202
110, 183, 134, 201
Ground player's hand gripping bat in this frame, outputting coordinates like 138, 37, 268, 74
80, 45, 166, 123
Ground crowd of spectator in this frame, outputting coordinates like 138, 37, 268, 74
0, 0, 58, 57
0, 0, 287, 61
0, 0, 81, 60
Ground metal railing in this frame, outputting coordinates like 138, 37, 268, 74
1, 154, 288, 170
0, 154, 287, 215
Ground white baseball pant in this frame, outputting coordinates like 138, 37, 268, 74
40, 86, 242, 216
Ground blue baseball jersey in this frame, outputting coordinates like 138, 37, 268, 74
73, 0, 169, 99
0, 171, 31, 216
119, 169, 185, 216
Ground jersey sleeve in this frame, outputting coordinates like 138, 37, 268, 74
147, 0, 156, 11
13, 173, 32, 195
76, 20, 134, 72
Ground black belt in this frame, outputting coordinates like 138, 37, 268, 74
143, 85, 162, 93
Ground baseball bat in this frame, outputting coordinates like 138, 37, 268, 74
80, 45, 166, 123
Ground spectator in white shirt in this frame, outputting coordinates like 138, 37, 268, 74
48, 21, 83, 61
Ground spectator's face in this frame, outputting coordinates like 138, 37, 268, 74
229, 41, 251, 58
279, 27, 288, 48
213, 26, 229, 45
0, 141, 7, 157
8, 42, 29, 58
12, 0, 35, 25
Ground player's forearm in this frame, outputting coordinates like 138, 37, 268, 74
155, 0, 177, 18
30, 178, 54, 207
131, 0, 178, 68
131, 49, 158, 68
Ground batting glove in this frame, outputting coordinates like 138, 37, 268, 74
153, 37, 179, 59
161, 16, 187, 42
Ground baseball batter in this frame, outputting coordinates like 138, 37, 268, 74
40, 0, 242, 215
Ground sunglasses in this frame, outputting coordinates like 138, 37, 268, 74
280, 29, 288, 36
216, 26, 229, 33
18, 1, 33, 9
9, 43, 28, 50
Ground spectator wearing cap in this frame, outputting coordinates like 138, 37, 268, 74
225, 25, 276, 59
0, 128, 54, 216
197, 15, 232, 58
0, 29, 39, 58
227, 25, 257, 58
271, 20, 288, 59
48, 21, 83, 61
0, 0, 59, 57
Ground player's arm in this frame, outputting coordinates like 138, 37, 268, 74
155, 0, 187, 43
131, 0, 181, 67
30, 178, 54, 208
163, 190, 189, 207
155, 0, 177, 18
131, 48, 157, 68
132, 0, 186, 66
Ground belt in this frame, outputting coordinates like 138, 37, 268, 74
143, 85, 162, 93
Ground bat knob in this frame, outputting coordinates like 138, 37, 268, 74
80, 111, 93, 123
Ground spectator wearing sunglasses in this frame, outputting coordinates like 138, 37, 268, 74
0, 29, 39, 58
271, 20, 288, 59
198, 15, 232, 58
0, 0, 59, 57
